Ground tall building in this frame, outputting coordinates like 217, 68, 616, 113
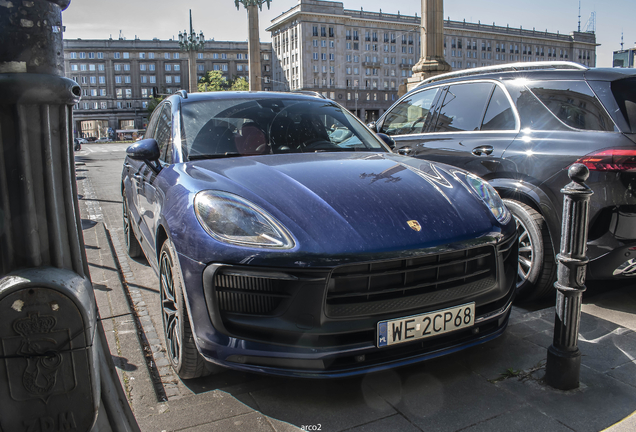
613, 45, 636, 68
267, 0, 597, 122
63, 38, 272, 139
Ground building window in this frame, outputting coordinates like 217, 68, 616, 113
149, 64, 155, 71
150, 76, 156, 83
71, 64, 78, 71
100, 89, 106, 96
70, 52, 77, 59
79, 52, 86, 59
175, 76, 181, 83
90, 76, 96, 84
321, 26, 326, 37
116, 89, 122, 99
124, 75, 131, 83
99, 76, 105, 84
149, 53, 155, 59
198, 53, 203, 59
173, 53, 179, 59
312, 26, 318, 37
166, 76, 172, 83
141, 75, 147, 83
139, 52, 146, 59
140, 64, 147, 71
80, 64, 87, 71
123, 52, 129, 59
115, 76, 122, 84
124, 64, 130, 71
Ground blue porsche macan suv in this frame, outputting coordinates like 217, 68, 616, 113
122, 90, 518, 378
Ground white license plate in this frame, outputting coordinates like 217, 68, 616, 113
377, 303, 475, 347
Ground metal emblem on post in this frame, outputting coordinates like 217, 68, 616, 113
545, 163, 593, 390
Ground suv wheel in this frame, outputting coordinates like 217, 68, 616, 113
503, 199, 556, 301
159, 240, 216, 379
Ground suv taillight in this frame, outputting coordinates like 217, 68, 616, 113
575, 149, 636, 172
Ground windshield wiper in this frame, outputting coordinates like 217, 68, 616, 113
189, 152, 242, 160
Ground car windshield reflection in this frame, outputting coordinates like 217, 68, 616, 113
181, 97, 387, 160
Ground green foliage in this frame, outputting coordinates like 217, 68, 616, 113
147, 96, 165, 116
198, 70, 229, 92
198, 70, 250, 92
230, 77, 249, 91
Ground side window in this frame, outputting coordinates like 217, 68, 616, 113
481, 85, 517, 131
380, 87, 440, 135
145, 108, 161, 139
154, 104, 172, 162
526, 80, 614, 131
432, 82, 493, 132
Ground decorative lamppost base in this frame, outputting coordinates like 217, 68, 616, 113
546, 345, 582, 390
406, 57, 452, 92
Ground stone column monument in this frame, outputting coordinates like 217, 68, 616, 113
406, 0, 451, 92
235, 0, 271, 91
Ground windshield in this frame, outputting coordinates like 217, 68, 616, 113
180, 97, 387, 160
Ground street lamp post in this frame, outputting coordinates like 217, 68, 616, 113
178, 10, 205, 93
234, 0, 272, 91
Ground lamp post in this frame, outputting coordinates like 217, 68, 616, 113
178, 10, 205, 93
235, 0, 271, 91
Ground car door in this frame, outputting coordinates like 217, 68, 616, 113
137, 102, 172, 257
383, 81, 520, 180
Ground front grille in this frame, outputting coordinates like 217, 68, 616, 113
326, 246, 497, 318
214, 273, 289, 315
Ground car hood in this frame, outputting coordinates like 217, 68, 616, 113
177, 152, 505, 260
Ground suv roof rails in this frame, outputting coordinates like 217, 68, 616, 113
175, 89, 188, 99
417, 61, 588, 87
291, 90, 326, 99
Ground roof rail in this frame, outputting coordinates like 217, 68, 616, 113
291, 90, 326, 99
417, 61, 588, 87
175, 89, 188, 99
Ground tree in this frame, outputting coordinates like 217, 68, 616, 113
147, 95, 165, 116
198, 70, 229, 92
230, 76, 249, 91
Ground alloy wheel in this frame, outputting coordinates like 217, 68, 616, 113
515, 216, 534, 289
160, 251, 181, 365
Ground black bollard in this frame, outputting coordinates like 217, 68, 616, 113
545, 163, 593, 390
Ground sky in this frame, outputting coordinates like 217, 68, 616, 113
61, 0, 635, 68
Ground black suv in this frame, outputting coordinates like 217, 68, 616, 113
372, 62, 636, 300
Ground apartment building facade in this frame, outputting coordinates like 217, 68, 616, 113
63, 39, 272, 139
267, 0, 597, 122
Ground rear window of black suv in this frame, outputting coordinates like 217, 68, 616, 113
611, 77, 636, 133
525, 80, 615, 132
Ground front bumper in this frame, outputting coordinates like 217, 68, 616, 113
180, 234, 518, 378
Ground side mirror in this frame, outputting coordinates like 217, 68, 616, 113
126, 138, 160, 161
376, 133, 395, 149
367, 121, 377, 132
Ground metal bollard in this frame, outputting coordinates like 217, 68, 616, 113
545, 163, 593, 390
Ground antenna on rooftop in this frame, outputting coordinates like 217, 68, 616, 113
118, 30, 124, 40
621, 31, 624, 50
577, 1, 581, 32
584, 11, 596, 33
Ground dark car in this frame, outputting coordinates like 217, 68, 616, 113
372, 62, 636, 301
122, 90, 517, 379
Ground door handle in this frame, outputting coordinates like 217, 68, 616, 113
472, 145, 493, 156
397, 147, 414, 156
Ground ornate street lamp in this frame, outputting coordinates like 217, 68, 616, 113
235, 0, 272, 91
178, 10, 205, 93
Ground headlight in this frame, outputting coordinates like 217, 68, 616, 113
194, 191, 295, 249
466, 175, 511, 224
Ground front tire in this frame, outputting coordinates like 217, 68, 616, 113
503, 199, 556, 302
159, 241, 210, 379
